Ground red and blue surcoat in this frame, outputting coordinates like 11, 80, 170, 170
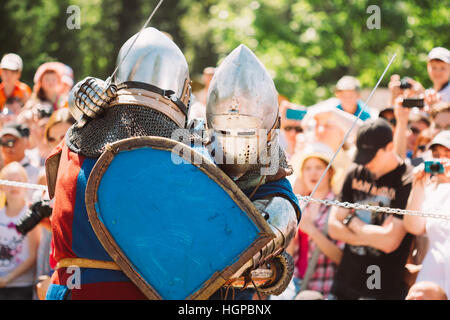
45, 141, 301, 300
45, 141, 146, 300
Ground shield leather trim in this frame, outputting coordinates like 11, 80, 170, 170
45, 147, 62, 200
85, 136, 275, 300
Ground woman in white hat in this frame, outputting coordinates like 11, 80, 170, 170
286, 143, 345, 299
404, 130, 450, 300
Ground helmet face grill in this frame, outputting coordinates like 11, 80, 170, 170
205, 45, 281, 178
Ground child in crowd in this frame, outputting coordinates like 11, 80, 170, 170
0, 162, 40, 300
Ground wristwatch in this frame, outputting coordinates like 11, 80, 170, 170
342, 213, 355, 226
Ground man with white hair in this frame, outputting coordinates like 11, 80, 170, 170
335, 75, 371, 121
301, 104, 363, 191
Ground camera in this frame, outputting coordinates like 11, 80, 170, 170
36, 103, 53, 119
399, 77, 412, 89
15, 200, 52, 235
402, 98, 424, 108
424, 161, 444, 175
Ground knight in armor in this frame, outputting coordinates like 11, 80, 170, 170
45, 27, 192, 299
205, 45, 301, 299
47, 27, 299, 299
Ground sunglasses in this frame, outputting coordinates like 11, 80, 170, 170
0, 139, 17, 148
284, 126, 303, 133
388, 118, 396, 126
409, 127, 421, 135
417, 145, 427, 152
36, 108, 53, 119
380, 115, 396, 126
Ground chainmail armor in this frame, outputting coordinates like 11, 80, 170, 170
66, 104, 181, 158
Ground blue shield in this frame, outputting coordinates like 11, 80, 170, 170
85, 136, 274, 299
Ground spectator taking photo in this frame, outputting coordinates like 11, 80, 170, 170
403, 130, 450, 300
328, 118, 414, 300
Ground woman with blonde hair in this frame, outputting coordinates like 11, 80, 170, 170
286, 143, 345, 299
44, 107, 75, 151
0, 162, 40, 300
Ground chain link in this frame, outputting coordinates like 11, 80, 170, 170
0, 179, 48, 191
0, 178, 448, 221
297, 195, 450, 221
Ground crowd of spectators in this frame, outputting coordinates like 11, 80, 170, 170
0, 44, 448, 300
278, 46, 450, 300
0, 53, 74, 300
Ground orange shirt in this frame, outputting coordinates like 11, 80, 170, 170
0, 81, 32, 110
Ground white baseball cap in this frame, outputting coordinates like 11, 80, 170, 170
428, 47, 450, 64
335, 75, 361, 91
429, 130, 450, 150
0, 53, 23, 71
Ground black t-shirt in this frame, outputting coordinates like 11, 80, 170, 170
331, 161, 413, 300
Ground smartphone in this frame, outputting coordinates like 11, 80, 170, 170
286, 108, 307, 120
402, 98, 424, 108
424, 161, 444, 174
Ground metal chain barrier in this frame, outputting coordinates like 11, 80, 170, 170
299, 54, 397, 214
0, 179, 48, 191
0, 178, 448, 221
297, 195, 450, 221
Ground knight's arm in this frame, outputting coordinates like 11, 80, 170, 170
241, 196, 298, 295
68, 77, 117, 125
229, 196, 297, 277
251, 196, 298, 262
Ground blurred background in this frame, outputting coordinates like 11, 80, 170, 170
0, 0, 449, 107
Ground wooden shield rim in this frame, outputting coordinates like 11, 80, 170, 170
85, 136, 275, 300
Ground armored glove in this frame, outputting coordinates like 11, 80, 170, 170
68, 77, 117, 127
226, 196, 297, 295
15, 200, 53, 235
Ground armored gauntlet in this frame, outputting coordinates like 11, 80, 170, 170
227, 196, 297, 295
68, 77, 117, 126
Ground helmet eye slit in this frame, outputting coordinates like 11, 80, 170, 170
237, 131, 256, 136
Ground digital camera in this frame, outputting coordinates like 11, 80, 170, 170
424, 160, 444, 175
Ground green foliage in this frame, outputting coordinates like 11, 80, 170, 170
180, 0, 449, 105
1, 0, 449, 106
